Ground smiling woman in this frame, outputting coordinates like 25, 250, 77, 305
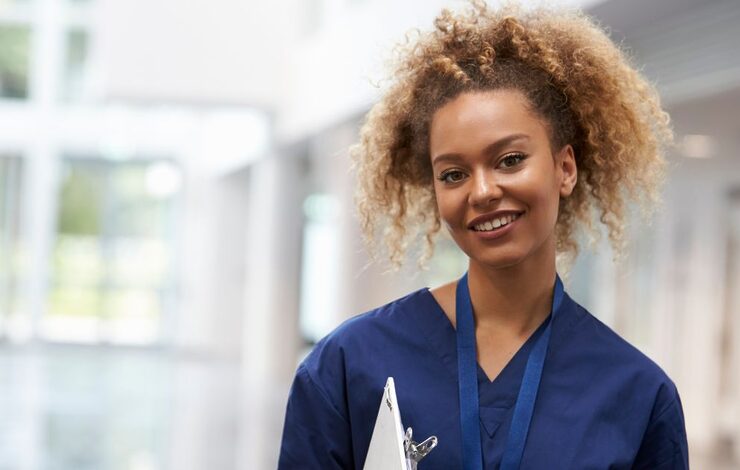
429, 90, 577, 274
278, 2, 687, 469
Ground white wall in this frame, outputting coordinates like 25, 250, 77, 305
97, 0, 291, 108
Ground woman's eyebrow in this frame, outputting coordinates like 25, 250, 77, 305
431, 133, 530, 166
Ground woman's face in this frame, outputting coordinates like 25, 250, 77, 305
429, 89, 577, 270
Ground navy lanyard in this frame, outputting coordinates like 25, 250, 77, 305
456, 272, 564, 470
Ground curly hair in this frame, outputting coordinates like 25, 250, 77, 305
351, 1, 671, 269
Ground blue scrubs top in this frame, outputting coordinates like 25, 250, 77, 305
278, 286, 689, 469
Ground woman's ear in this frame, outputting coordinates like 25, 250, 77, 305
557, 144, 577, 197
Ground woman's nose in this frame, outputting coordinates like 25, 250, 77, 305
469, 171, 503, 207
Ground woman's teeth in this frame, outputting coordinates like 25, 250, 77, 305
473, 213, 520, 232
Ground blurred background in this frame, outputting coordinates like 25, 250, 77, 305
0, 0, 738, 468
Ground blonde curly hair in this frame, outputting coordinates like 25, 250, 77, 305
351, 1, 671, 269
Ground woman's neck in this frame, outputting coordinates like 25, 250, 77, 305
466, 239, 557, 336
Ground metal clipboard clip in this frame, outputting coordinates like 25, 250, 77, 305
403, 427, 438, 470
363, 378, 438, 470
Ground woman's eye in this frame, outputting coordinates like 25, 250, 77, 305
438, 170, 466, 184
499, 153, 526, 168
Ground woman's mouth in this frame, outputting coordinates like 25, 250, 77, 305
471, 212, 521, 232
469, 212, 523, 240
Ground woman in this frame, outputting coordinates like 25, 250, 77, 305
278, 2, 689, 469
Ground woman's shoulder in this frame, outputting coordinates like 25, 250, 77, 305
295, 288, 435, 412
327, 287, 436, 340
301, 287, 433, 370
563, 297, 680, 398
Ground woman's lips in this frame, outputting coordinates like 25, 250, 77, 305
470, 212, 522, 240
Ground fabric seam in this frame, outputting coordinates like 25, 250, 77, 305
299, 363, 351, 425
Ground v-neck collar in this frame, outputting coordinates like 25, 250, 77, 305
413, 284, 579, 409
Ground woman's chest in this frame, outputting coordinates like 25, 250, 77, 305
348, 360, 652, 470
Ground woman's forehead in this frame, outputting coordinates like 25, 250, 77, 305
429, 90, 551, 157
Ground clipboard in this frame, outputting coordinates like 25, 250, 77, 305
363, 377, 437, 470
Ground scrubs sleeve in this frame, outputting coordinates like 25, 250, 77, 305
278, 363, 354, 470
632, 385, 689, 470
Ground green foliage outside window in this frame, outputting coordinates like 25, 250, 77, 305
58, 164, 104, 235
0, 25, 30, 99
50, 159, 178, 328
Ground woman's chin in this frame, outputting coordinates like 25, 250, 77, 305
468, 251, 528, 271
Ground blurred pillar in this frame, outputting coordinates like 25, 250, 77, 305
241, 153, 305, 384
20, 146, 58, 341
239, 153, 305, 470
17, 0, 63, 342
176, 168, 251, 358
175, 172, 245, 357
722, 190, 740, 461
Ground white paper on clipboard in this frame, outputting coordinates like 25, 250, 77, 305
363, 377, 409, 470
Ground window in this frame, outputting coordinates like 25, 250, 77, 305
45, 157, 182, 344
61, 28, 89, 101
0, 154, 24, 333
299, 193, 340, 343
0, 24, 30, 99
